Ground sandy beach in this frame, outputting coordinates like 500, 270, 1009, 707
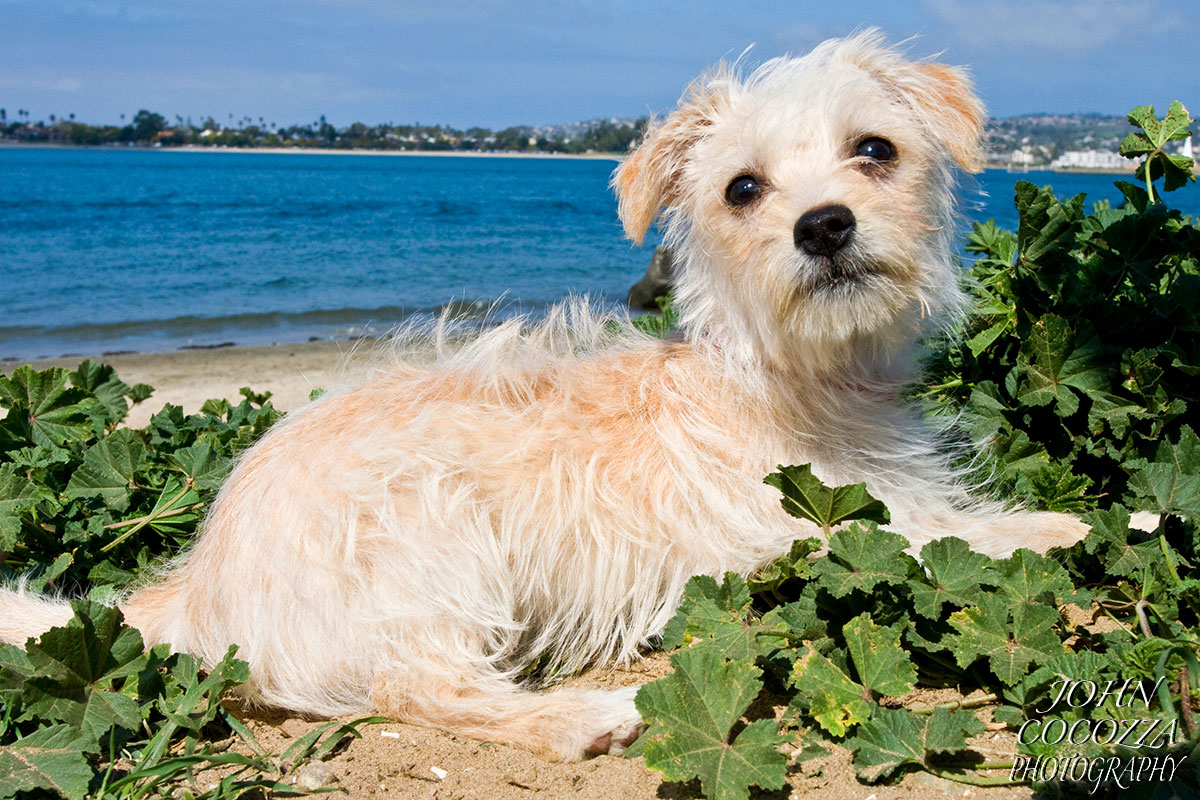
17, 338, 380, 428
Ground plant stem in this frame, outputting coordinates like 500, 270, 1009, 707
101, 482, 195, 553
1159, 534, 1184, 587
926, 764, 1022, 786
1095, 604, 1135, 637
910, 693, 999, 715
1135, 599, 1154, 638
1179, 665, 1196, 737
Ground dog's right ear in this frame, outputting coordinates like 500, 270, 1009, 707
613, 84, 729, 245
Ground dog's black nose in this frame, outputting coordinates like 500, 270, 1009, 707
794, 204, 856, 257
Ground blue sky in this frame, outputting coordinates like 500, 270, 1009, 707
1, 0, 1196, 129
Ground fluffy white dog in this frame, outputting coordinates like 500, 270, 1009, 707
2, 31, 1086, 761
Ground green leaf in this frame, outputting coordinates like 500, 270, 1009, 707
636, 647, 787, 800
63, 428, 147, 508
20, 601, 149, 743
1023, 461, 1094, 513
660, 574, 785, 661
747, 537, 820, 595
790, 649, 872, 737
843, 613, 917, 699
1016, 315, 1106, 417
0, 365, 93, 447
1126, 426, 1200, 517
0, 724, 95, 800
0, 462, 56, 550
941, 594, 1064, 685
632, 294, 679, 338
763, 464, 890, 531
966, 322, 1008, 358
1081, 504, 1134, 555
167, 443, 232, 492
156, 645, 250, 734
1127, 463, 1200, 517
811, 522, 915, 598
997, 548, 1080, 607
1122, 102, 1196, 196
1014, 182, 1083, 266
908, 537, 1000, 619
846, 707, 986, 783
791, 613, 915, 736
68, 359, 134, 425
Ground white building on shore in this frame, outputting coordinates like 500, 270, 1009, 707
1050, 149, 1130, 170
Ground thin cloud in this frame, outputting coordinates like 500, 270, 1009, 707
922, 0, 1163, 53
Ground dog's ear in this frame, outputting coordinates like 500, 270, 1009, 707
832, 33, 985, 173
613, 84, 729, 244
905, 62, 986, 173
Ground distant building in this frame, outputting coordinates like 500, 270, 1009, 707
1050, 149, 1130, 170
1010, 148, 1038, 167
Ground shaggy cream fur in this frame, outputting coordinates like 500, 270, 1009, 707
1, 31, 1087, 761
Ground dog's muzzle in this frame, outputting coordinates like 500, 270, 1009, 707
793, 204, 856, 257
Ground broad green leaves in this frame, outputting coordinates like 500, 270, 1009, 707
0, 361, 289, 798
847, 707, 986, 783
941, 593, 1064, 686
0, 724, 95, 800
764, 464, 890, 532
810, 523, 915, 597
907, 537, 998, 619
1015, 314, 1106, 417
0, 602, 251, 800
639, 454, 1200, 796
64, 429, 147, 507
792, 614, 915, 736
1127, 426, 1200, 517
635, 646, 787, 800
660, 574, 785, 661
1120, 101, 1196, 200
0, 361, 275, 594
0, 366, 93, 448
921, 105, 1200, 515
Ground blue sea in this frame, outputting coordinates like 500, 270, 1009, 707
2, 147, 1198, 361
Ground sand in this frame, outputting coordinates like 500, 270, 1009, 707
19, 339, 380, 429
10, 341, 1039, 799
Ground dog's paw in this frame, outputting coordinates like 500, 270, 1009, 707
585, 718, 646, 757
579, 686, 645, 759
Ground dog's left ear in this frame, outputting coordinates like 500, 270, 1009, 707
902, 63, 985, 173
613, 82, 730, 244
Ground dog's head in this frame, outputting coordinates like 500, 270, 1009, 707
614, 31, 983, 372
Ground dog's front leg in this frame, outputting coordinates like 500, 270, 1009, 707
370, 656, 645, 761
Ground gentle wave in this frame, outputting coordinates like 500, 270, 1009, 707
0, 300, 545, 360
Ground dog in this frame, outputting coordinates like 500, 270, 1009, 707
2, 31, 1088, 762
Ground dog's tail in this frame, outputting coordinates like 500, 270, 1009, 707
0, 584, 76, 646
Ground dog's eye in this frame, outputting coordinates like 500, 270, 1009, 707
725, 175, 763, 208
855, 137, 895, 162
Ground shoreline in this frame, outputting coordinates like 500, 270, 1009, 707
8, 339, 380, 428
0, 141, 621, 161
1, 142, 1168, 174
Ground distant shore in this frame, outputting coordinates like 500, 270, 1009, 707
0, 141, 1163, 174
0, 141, 621, 161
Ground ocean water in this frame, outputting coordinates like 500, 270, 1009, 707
2, 147, 1197, 360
